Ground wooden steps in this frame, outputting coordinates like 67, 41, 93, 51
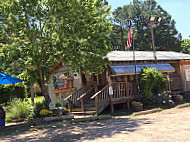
72, 107, 96, 112
71, 111, 96, 116
66, 83, 135, 116
71, 101, 96, 115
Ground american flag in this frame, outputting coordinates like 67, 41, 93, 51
127, 22, 134, 48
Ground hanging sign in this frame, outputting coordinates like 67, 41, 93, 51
109, 86, 113, 95
184, 65, 190, 81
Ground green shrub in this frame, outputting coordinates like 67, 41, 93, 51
6, 98, 33, 122
131, 101, 143, 105
152, 93, 175, 108
14, 84, 27, 99
0, 84, 27, 104
139, 68, 167, 98
33, 100, 48, 118
54, 101, 62, 107
139, 93, 175, 108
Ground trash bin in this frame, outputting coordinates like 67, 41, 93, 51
0, 106, 5, 127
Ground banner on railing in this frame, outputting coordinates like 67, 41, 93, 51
109, 86, 113, 95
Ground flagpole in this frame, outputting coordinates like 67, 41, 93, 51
132, 31, 139, 98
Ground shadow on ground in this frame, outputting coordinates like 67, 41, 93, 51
0, 117, 153, 142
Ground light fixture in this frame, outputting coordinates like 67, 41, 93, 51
156, 17, 162, 23
149, 16, 155, 22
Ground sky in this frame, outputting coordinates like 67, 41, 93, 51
108, 0, 190, 39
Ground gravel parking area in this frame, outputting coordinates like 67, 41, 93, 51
0, 107, 190, 142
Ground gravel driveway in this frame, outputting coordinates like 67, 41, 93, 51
0, 107, 190, 142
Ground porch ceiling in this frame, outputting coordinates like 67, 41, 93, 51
109, 63, 175, 75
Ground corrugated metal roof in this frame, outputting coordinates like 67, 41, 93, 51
107, 51, 190, 61
110, 63, 175, 74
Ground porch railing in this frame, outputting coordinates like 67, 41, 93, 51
112, 82, 135, 99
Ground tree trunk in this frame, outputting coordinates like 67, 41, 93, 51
30, 85, 34, 105
38, 64, 51, 105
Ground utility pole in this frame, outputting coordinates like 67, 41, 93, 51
147, 16, 161, 64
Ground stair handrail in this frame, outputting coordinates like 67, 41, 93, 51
64, 94, 73, 101
77, 84, 97, 101
64, 88, 83, 101
90, 84, 109, 99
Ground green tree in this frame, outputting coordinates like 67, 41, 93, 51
111, 6, 129, 51
111, 0, 182, 51
1, 0, 112, 104
181, 39, 190, 54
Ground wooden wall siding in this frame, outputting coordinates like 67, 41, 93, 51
179, 60, 190, 91
170, 78, 182, 91
170, 61, 183, 91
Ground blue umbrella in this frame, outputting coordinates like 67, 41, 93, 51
0, 72, 24, 84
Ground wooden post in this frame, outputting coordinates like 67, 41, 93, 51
118, 82, 120, 98
30, 85, 34, 105
81, 98, 84, 112
68, 99, 72, 111
95, 86, 98, 93
127, 100, 130, 110
167, 73, 171, 91
97, 75, 99, 85
125, 76, 129, 97
95, 96, 99, 114
109, 95, 114, 114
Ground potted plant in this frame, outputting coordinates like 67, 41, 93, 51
172, 94, 183, 103
132, 101, 143, 111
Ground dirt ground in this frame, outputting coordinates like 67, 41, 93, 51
0, 107, 190, 142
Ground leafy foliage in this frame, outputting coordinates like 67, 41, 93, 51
140, 93, 175, 108
33, 100, 48, 118
1, 0, 112, 104
139, 68, 167, 98
0, 84, 27, 104
39, 109, 53, 117
6, 98, 33, 122
181, 39, 190, 54
110, 0, 182, 51
151, 93, 174, 108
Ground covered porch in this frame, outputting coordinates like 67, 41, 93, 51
107, 63, 175, 113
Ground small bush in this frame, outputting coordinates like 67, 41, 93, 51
131, 101, 143, 105
152, 93, 175, 108
39, 109, 53, 117
140, 93, 175, 108
0, 84, 27, 104
14, 85, 27, 99
6, 98, 33, 122
54, 101, 62, 107
139, 68, 167, 98
33, 100, 48, 118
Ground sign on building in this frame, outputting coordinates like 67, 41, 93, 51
184, 65, 190, 81
109, 86, 113, 95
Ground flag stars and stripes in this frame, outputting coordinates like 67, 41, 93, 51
127, 23, 134, 48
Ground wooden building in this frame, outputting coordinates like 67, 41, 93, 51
48, 51, 190, 115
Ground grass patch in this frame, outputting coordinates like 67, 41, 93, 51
6, 98, 34, 123
28, 96, 45, 104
